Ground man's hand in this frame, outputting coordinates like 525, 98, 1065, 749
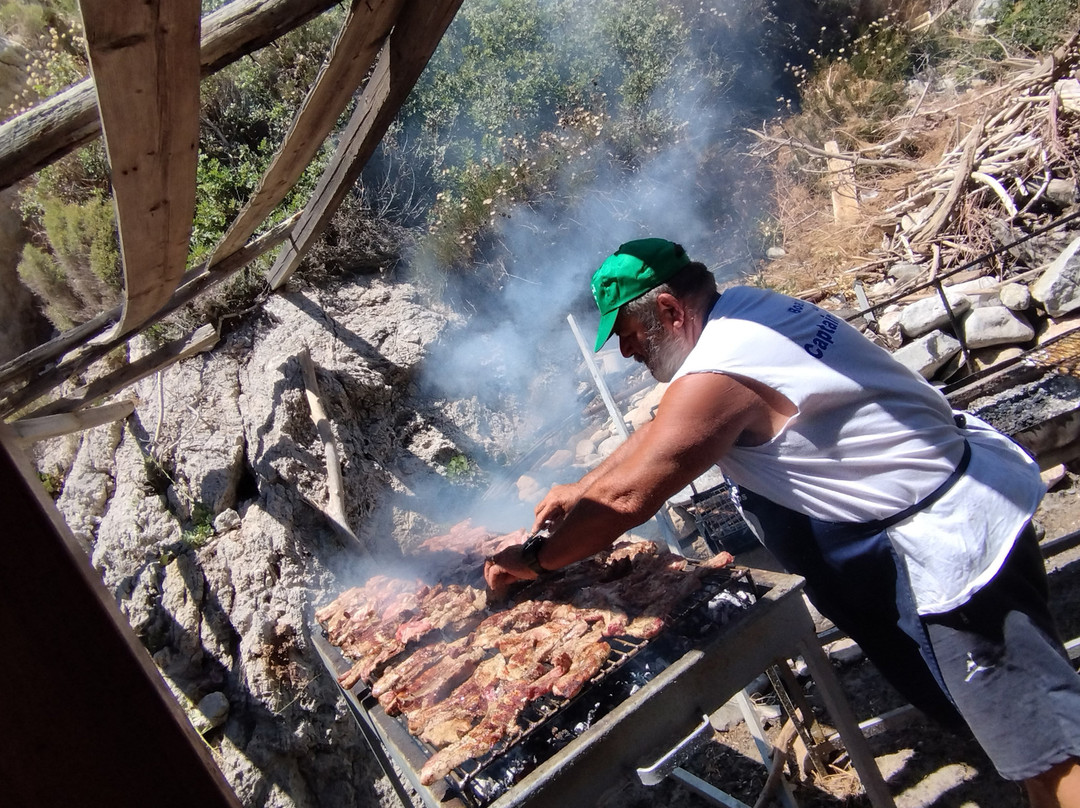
483, 544, 539, 601
533, 481, 584, 531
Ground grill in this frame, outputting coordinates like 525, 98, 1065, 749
312, 563, 895, 808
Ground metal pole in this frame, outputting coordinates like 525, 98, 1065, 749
566, 313, 682, 554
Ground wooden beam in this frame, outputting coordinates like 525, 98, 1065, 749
27, 323, 219, 419
80, 0, 201, 337
210, 0, 404, 265
267, 0, 465, 289
0, 310, 115, 395
9, 398, 135, 444
0, 215, 297, 417
0, 0, 340, 191
824, 140, 859, 224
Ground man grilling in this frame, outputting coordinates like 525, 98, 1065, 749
483, 238, 1080, 807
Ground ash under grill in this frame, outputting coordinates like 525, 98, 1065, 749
948, 328, 1080, 466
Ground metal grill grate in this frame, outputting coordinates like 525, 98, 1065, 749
684, 482, 757, 554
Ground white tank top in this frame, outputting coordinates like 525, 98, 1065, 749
672, 287, 1044, 613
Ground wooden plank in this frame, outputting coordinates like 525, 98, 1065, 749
824, 140, 859, 224
211, 0, 404, 265
298, 347, 366, 552
0, 215, 297, 417
267, 0, 465, 289
80, 0, 202, 337
0, 427, 244, 808
0, 0, 339, 191
0, 310, 115, 395
27, 323, 219, 419
9, 399, 135, 444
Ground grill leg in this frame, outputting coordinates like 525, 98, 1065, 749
734, 689, 800, 808
668, 767, 755, 808
342, 689, 418, 808
796, 633, 897, 808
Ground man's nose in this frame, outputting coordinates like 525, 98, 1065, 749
619, 334, 635, 358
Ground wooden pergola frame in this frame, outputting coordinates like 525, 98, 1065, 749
0, 0, 464, 802
0, 0, 464, 425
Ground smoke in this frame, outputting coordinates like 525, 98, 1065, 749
394, 0, 833, 529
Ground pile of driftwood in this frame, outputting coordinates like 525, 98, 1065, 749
883, 37, 1080, 264
751, 32, 1080, 309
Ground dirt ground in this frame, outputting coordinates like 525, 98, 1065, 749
593, 471, 1080, 808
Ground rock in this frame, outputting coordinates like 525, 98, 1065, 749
999, 282, 1031, 311
972, 345, 1023, 370
1046, 178, 1077, 209
196, 691, 230, 731
961, 306, 1034, 348
950, 275, 999, 305
898, 291, 971, 339
576, 436, 597, 461
666, 504, 696, 538
969, 0, 1008, 28
597, 434, 624, 458
1058, 78, 1080, 114
824, 637, 864, 665
710, 698, 745, 732
891, 330, 962, 378
214, 508, 241, 533
1041, 464, 1068, 490
1031, 236, 1080, 317
888, 262, 923, 285
877, 307, 903, 340
541, 449, 574, 469
766, 246, 787, 259
516, 474, 542, 502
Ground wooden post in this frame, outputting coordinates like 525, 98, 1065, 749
80, 0, 202, 338
267, 0, 465, 289
0, 0, 341, 191
209, 0, 404, 265
297, 347, 366, 553
824, 140, 859, 224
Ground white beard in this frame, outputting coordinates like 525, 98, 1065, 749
642, 321, 691, 383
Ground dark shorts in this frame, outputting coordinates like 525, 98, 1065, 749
925, 526, 1080, 781
740, 489, 1080, 780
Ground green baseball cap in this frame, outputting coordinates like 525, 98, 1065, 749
590, 238, 691, 351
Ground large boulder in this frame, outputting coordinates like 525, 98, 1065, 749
1032, 237, 1080, 317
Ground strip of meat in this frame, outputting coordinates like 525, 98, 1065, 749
418, 680, 532, 786
551, 629, 610, 700
410, 655, 508, 742
372, 636, 469, 703
393, 645, 486, 717
393, 584, 488, 645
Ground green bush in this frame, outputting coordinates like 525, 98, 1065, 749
997, 0, 1079, 54
17, 195, 121, 328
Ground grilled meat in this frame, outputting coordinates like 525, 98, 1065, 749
318, 536, 736, 785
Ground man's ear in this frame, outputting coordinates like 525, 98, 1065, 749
655, 292, 685, 329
